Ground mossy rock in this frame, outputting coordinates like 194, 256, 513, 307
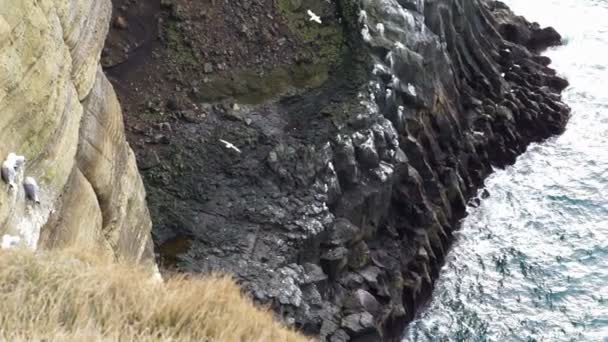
277, 0, 345, 66
163, 21, 197, 67
158, 0, 365, 104
194, 63, 330, 104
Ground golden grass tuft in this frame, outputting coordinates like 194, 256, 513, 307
0, 248, 310, 342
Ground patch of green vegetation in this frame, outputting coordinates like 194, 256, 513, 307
277, 0, 371, 90
194, 62, 330, 104
276, 0, 345, 66
188, 0, 360, 104
164, 21, 197, 67
159, 0, 368, 104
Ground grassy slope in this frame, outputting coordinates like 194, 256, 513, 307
0, 249, 310, 342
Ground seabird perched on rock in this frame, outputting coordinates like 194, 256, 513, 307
1, 152, 25, 189
23, 177, 40, 204
407, 83, 417, 97
7, 153, 25, 170
361, 24, 372, 42
219, 139, 242, 154
1, 159, 16, 189
1, 234, 20, 250
376, 23, 385, 36
358, 10, 368, 24
307, 10, 322, 24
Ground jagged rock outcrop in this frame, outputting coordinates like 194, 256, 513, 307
2, 0, 569, 339
0, 0, 153, 262
140, 0, 570, 341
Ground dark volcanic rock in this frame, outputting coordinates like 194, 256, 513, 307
342, 312, 376, 335
133, 0, 571, 341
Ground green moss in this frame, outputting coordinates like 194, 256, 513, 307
183, 0, 353, 104
194, 62, 329, 104
158, 0, 366, 104
164, 21, 197, 67
276, 0, 345, 66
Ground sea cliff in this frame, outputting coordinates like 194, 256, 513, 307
0, 0, 570, 341
106, 0, 569, 340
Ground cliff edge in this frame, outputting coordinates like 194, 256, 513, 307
0, 0, 152, 262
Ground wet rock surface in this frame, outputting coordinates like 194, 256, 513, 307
106, 0, 570, 340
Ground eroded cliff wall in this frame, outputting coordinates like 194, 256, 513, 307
121, 0, 570, 341
0, 0, 152, 262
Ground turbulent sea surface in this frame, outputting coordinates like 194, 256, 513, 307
404, 0, 608, 341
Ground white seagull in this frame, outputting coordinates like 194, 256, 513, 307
307, 10, 322, 24
376, 23, 385, 36
7, 153, 25, 170
1, 152, 26, 190
1, 234, 20, 250
1, 159, 16, 189
407, 83, 417, 97
219, 139, 242, 154
23, 177, 40, 204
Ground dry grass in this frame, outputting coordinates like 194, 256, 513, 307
0, 248, 310, 342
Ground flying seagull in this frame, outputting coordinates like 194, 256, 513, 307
307, 10, 322, 24
23, 177, 40, 204
219, 139, 242, 154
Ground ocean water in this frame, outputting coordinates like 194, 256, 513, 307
403, 0, 608, 341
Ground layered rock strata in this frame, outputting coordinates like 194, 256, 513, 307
0, 0, 153, 262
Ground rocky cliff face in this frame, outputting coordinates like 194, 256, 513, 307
101, 0, 569, 341
5, 0, 573, 339
0, 0, 153, 262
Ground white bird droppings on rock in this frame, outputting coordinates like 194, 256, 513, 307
393, 41, 406, 50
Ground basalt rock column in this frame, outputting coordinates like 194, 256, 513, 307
139, 0, 570, 341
